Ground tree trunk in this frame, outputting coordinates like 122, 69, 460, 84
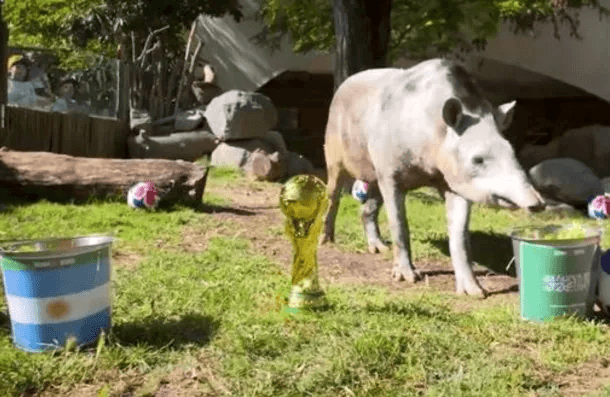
331, 0, 392, 91
0, 149, 209, 204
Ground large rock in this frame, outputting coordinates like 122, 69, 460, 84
210, 139, 287, 181
191, 81, 223, 106
204, 90, 278, 141
518, 124, 610, 177
262, 130, 288, 156
284, 151, 314, 178
128, 129, 219, 161
528, 158, 604, 206
174, 108, 205, 131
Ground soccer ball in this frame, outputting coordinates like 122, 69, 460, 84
588, 194, 610, 219
127, 181, 160, 209
351, 180, 369, 203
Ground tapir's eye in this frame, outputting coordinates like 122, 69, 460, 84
472, 156, 485, 166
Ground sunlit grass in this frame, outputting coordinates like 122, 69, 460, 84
0, 167, 609, 396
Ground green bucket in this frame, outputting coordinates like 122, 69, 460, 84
510, 225, 601, 322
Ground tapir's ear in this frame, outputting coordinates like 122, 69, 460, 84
495, 100, 516, 131
442, 98, 463, 129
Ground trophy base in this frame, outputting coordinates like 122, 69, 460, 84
288, 289, 326, 310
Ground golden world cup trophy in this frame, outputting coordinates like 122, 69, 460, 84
279, 174, 329, 310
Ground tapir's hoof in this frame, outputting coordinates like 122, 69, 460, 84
392, 266, 421, 283
368, 241, 390, 254
456, 281, 488, 298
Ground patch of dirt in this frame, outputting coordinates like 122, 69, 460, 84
37, 353, 231, 397
112, 250, 144, 271
199, 178, 521, 310
554, 358, 610, 397
196, 176, 610, 395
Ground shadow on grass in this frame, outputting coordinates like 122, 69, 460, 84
0, 310, 9, 332
428, 230, 517, 277
112, 312, 219, 348
157, 200, 257, 216
0, 193, 257, 217
408, 189, 444, 204
355, 300, 454, 322
196, 203, 257, 216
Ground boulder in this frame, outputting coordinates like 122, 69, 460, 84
131, 108, 152, 130
518, 140, 560, 170
174, 108, 205, 131
262, 130, 288, 155
518, 124, 610, 177
128, 129, 219, 161
575, 125, 610, 177
528, 158, 604, 206
191, 81, 223, 106
246, 150, 284, 181
603, 177, 610, 193
204, 90, 278, 141
285, 151, 315, 178
211, 139, 288, 181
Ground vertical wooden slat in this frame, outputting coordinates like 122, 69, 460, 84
60, 113, 76, 156
4, 107, 128, 159
0, 9, 8, 133
51, 111, 62, 153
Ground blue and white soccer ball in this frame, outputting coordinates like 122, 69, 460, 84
127, 181, 160, 209
351, 180, 369, 203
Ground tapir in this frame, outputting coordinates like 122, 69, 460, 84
321, 58, 545, 297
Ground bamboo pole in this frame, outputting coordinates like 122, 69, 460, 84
173, 21, 198, 118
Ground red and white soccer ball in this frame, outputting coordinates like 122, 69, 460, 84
127, 181, 160, 210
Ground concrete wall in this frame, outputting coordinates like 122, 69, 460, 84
470, 1, 610, 103
194, 0, 331, 93
197, 1, 610, 103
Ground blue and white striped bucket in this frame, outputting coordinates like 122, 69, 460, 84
0, 235, 113, 352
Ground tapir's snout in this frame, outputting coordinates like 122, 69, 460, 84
490, 179, 545, 213
525, 188, 546, 213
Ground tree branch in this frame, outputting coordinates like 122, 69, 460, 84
138, 41, 161, 68
137, 25, 170, 63
131, 31, 136, 63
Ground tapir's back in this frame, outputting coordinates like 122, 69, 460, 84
325, 59, 484, 181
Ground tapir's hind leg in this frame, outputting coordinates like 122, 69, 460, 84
361, 182, 389, 254
321, 161, 348, 245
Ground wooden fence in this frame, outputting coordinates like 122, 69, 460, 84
1, 106, 129, 158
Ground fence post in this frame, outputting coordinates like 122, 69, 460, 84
116, 60, 130, 122
0, 1, 8, 136
115, 60, 130, 158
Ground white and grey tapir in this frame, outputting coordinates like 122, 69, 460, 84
321, 58, 545, 297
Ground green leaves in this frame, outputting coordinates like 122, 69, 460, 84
4, 0, 243, 70
259, 0, 605, 61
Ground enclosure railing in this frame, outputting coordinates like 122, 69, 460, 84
1, 106, 128, 158
0, 58, 130, 159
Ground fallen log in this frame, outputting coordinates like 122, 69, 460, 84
0, 149, 209, 203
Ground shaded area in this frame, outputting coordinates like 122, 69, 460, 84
194, 203, 257, 216
428, 230, 517, 277
408, 189, 444, 204
0, 309, 9, 332
112, 313, 218, 348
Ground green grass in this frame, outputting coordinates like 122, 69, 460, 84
1, 167, 610, 396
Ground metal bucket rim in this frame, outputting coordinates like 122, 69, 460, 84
508, 224, 602, 245
0, 234, 116, 258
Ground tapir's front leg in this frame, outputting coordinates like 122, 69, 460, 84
378, 178, 421, 283
443, 190, 487, 297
